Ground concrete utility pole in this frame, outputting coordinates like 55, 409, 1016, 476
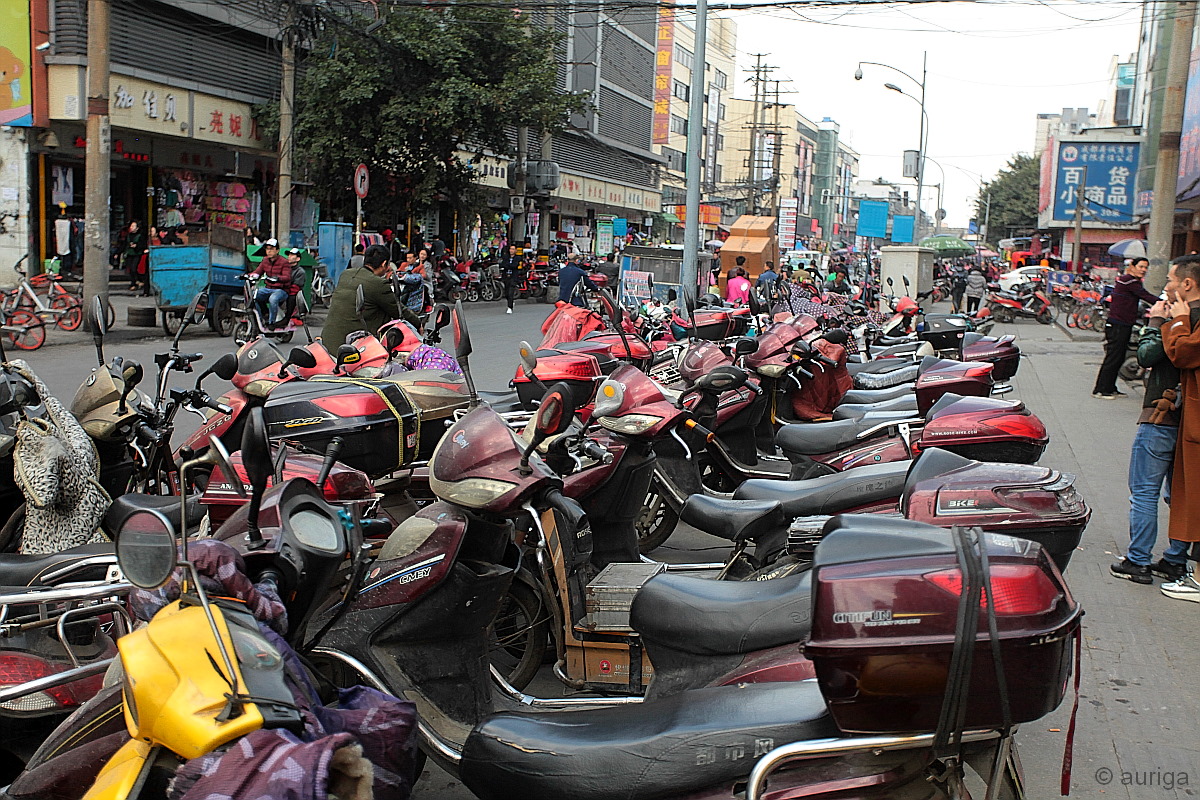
277, 2, 296, 244
1147, 0, 1197, 293
768, 80, 783, 217
1073, 187, 1085, 270
83, 0, 111, 317
538, 130, 553, 252
512, 127, 528, 247
680, 0, 709, 298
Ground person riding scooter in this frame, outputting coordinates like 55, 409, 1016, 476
244, 239, 298, 329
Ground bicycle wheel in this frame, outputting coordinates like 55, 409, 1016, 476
50, 296, 83, 331
6, 310, 45, 350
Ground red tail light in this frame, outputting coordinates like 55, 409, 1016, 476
964, 364, 993, 378
982, 413, 1045, 439
0, 652, 96, 713
925, 564, 1060, 615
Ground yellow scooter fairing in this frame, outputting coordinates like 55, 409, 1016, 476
81, 739, 154, 800
118, 599, 264, 760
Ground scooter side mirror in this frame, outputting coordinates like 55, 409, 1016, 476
335, 343, 361, 374
288, 347, 318, 370
522, 381, 577, 472
518, 341, 538, 375
188, 292, 208, 325
117, 360, 143, 415
886, 277, 894, 288
212, 353, 238, 382
241, 408, 271, 549
733, 337, 758, 357
432, 303, 452, 331
115, 509, 177, 590
90, 295, 107, 365
452, 301, 479, 404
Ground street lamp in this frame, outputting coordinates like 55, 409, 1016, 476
855, 53, 928, 238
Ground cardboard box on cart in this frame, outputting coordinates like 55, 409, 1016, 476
714, 215, 777, 292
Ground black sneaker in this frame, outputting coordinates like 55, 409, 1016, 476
1110, 558, 1153, 584
1152, 558, 1188, 582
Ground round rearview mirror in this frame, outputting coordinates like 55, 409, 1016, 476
213, 352, 238, 381
205, 434, 245, 498
518, 341, 537, 375
116, 509, 177, 590
121, 361, 144, 390
592, 378, 625, 419
535, 382, 577, 437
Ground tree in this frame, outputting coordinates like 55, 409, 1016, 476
976, 154, 1040, 242
282, 5, 583, 226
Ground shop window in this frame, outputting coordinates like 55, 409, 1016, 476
673, 81, 690, 102
675, 46, 694, 69
670, 115, 688, 135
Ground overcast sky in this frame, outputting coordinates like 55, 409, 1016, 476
714, 0, 1146, 228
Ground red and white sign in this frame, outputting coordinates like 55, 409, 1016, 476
354, 164, 370, 199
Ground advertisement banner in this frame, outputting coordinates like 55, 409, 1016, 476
1180, 45, 1200, 202
652, 2, 675, 145
857, 200, 889, 239
622, 270, 652, 303
778, 197, 798, 251
0, 0, 32, 126
892, 215, 914, 243
596, 218, 615, 255
1052, 141, 1139, 223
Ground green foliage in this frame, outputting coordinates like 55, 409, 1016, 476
977, 154, 1040, 242
286, 6, 583, 224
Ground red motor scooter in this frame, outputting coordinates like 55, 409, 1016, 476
988, 281, 1056, 325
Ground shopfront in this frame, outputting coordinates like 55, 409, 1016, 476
36, 68, 280, 270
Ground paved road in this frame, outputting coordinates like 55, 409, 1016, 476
18, 297, 1196, 798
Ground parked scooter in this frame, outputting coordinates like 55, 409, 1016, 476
988, 281, 1056, 325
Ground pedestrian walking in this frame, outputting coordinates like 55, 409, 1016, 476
499, 244, 526, 314
1110, 295, 1191, 584
1158, 255, 1200, 601
1093, 257, 1159, 399
963, 267, 986, 314
557, 256, 597, 306
121, 220, 147, 292
950, 267, 967, 314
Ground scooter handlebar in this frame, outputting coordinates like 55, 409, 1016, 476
195, 392, 232, 415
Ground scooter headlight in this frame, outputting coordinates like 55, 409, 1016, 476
598, 414, 663, 435
427, 476, 518, 509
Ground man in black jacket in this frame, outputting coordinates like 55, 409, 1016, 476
1093, 257, 1159, 398
499, 244, 526, 314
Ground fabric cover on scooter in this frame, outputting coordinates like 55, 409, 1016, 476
832, 395, 918, 419
852, 363, 920, 390
680, 495, 787, 544
733, 461, 911, 517
630, 570, 811, 655
460, 681, 837, 800
840, 383, 913, 404
0, 541, 114, 587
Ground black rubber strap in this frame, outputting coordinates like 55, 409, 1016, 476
933, 526, 981, 759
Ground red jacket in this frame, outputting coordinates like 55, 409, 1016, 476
253, 255, 299, 296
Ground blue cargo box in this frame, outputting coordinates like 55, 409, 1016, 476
148, 246, 211, 309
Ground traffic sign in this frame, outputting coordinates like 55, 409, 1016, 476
353, 164, 369, 199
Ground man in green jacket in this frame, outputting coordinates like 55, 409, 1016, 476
321, 244, 418, 350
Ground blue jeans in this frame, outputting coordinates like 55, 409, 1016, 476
1127, 423, 1189, 565
255, 288, 288, 325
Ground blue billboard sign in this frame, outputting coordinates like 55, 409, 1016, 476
892, 215, 914, 244
858, 200, 889, 238
1052, 142, 1139, 223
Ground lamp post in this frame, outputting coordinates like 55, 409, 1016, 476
856, 53, 927, 237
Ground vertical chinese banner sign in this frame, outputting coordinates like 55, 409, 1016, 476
652, 2, 675, 145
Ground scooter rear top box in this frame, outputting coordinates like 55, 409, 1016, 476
804, 515, 1080, 735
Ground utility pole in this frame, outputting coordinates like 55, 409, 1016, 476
743, 54, 770, 214
680, 0, 709, 298
1147, 0, 1196, 293
768, 80, 783, 217
914, 50, 927, 240
1072, 180, 1086, 270
277, 3, 296, 245
83, 0, 111, 317
538, 130, 552, 253
512, 127, 528, 248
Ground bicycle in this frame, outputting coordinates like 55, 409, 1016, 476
7, 256, 83, 331
311, 261, 334, 307
0, 294, 46, 351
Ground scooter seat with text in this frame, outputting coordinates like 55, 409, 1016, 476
734, 461, 911, 518
840, 383, 914, 404
460, 681, 837, 800
679, 495, 787, 544
0, 542, 115, 587
832, 395, 918, 419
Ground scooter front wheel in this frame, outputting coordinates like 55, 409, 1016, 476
637, 487, 680, 554
232, 317, 254, 343
489, 579, 550, 690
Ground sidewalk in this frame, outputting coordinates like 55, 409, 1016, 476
989, 319, 1198, 798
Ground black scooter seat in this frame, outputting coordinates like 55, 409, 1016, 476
679, 495, 785, 543
0, 542, 115, 588
631, 569, 811, 656
776, 415, 912, 456
460, 681, 836, 800
734, 461, 911, 517
102, 494, 204, 538
840, 384, 913, 404
846, 359, 908, 376
833, 395, 918, 419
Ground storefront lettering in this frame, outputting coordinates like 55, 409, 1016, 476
179, 152, 215, 168
229, 114, 243, 138
143, 90, 158, 119
112, 140, 149, 163
209, 110, 224, 134
113, 85, 135, 110
164, 93, 177, 122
